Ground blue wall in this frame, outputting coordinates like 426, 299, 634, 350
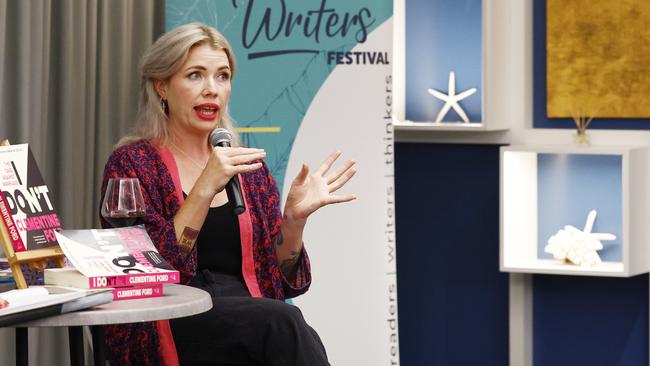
395, 143, 649, 365
395, 143, 508, 365
533, 274, 648, 366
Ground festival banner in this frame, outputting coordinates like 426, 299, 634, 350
166, 1, 398, 364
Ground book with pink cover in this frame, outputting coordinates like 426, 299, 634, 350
112, 283, 163, 301
0, 144, 62, 252
44, 226, 179, 289
29, 283, 161, 302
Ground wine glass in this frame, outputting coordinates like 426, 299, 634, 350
101, 177, 146, 227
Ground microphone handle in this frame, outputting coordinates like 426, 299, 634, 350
213, 139, 246, 215
226, 176, 246, 215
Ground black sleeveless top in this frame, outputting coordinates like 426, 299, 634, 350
184, 193, 242, 278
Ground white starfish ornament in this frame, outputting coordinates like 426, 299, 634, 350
544, 210, 616, 266
427, 71, 477, 123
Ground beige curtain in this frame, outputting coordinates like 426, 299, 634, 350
0, 0, 164, 364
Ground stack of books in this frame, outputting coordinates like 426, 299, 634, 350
0, 144, 177, 301
0, 143, 117, 325
0, 259, 14, 284
44, 226, 180, 301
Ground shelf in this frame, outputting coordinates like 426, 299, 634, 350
500, 145, 650, 277
504, 259, 624, 277
395, 0, 511, 132
394, 120, 508, 132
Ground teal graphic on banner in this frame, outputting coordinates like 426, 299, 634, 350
166, 0, 392, 191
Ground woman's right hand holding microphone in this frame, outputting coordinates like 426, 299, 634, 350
194, 146, 266, 199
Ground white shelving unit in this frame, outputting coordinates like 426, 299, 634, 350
500, 144, 650, 277
393, 0, 510, 133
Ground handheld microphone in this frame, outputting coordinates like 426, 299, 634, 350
209, 128, 246, 215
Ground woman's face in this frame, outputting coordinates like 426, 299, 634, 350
159, 44, 232, 138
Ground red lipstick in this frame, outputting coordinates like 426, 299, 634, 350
194, 103, 220, 121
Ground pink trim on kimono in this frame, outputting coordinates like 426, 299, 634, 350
157, 145, 185, 204
237, 174, 262, 298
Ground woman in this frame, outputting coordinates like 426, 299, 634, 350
100, 22, 356, 365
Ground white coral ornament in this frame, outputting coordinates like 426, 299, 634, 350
544, 210, 616, 266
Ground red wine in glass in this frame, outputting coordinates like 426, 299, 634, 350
104, 214, 140, 228
101, 178, 146, 228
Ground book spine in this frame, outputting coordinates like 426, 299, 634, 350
0, 193, 25, 252
86, 271, 180, 289
112, 284, 163, 301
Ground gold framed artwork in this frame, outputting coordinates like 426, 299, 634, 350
547, 0, 650, 118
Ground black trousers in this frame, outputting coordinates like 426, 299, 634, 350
170, 270, 330, 366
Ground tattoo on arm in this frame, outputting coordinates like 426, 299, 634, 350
280, 250, 300, 279
178, 227, 199, 258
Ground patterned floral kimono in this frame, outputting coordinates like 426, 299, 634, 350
100, 140, 311, 365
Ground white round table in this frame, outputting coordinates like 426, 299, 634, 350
18, 284, 212, 326
13, 284, 212, 366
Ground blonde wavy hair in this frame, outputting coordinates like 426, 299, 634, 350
118, 22, 240, 147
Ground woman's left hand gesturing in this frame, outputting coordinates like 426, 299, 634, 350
283, 151, 357, 225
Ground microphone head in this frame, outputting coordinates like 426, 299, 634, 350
209, 128, 232, 147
